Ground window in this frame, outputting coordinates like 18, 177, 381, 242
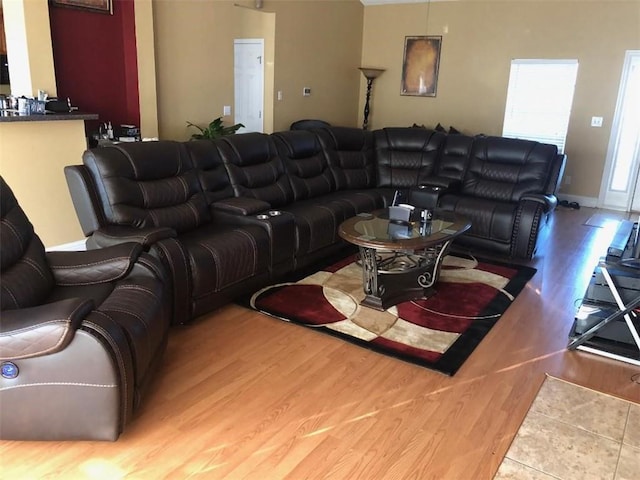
502, 59, 579, 153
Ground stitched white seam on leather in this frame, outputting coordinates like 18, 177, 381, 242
139, 182, 150, 208
185, 201, 200, 226
50, 255, 129, 269
22, 257, 49, 282
1, 382, 117, 391
1, 284, 19, 309
2, 219, 25, 251
85, 313, 129, 425
178, 176, 189, 200
0, 319, 69, 337
198, 242, 221, 288
235, 229, 258, 272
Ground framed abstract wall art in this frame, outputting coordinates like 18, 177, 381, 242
401, 36, 442, 97
51, 0, 113, 14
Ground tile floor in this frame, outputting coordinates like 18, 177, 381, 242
495, 375, 640, 480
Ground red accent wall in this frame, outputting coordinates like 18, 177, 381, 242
49, 0, 140, 134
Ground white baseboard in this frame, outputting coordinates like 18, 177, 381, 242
46, 239, 88, 252
556, 194, 598, 209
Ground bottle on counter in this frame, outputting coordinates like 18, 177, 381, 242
107, 122, 114, 140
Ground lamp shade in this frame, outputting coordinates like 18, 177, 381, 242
358, 67, 385, 80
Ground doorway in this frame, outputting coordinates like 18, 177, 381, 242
234, 39, 264, 133
599, 50, 640, 211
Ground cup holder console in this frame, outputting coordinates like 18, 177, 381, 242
268, 210, 282, 216
256, 214, 270, 220
417, 185, 443, 192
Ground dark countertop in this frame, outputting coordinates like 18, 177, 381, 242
0, 111, 99, 123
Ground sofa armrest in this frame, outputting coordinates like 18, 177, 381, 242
409, 181, 458, 210
520, 193, 557, 212
88, 225, 177, 249
64, 165, 106, 237
211, 207, 296, 275
419, 176, 462, 191
545, 154, 567, 196
0, 298, 94, 360
212, 197, 272, 216
47, 242, 144, 286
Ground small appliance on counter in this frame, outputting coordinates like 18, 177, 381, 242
46, 97, 78, 113
118, 124, 141, 142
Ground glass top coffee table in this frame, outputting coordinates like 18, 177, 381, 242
338, 208, 471, 311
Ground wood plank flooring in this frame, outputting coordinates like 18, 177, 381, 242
2, 207, 640, 479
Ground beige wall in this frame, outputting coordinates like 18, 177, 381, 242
0, 120, 87, 247
2, 0, 56, 97
153, 0, 364, 140
361, 1, 640, 199
135, 0, 159, 139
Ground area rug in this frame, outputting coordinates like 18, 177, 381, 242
249, 253, 536, 375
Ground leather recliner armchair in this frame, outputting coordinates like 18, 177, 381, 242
0, 176, 172, 441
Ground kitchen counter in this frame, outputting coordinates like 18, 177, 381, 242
0, 111, 99, 122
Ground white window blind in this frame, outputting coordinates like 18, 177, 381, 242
502, 59, 579, 153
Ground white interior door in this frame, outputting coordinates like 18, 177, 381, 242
234, 39, 264, 133
600, 51, 640, 211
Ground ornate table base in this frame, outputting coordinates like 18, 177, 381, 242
359, 240, 452, 311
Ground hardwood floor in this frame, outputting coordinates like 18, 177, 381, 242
2, 207, 639, 479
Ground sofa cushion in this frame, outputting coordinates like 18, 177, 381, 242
184, 140, 235, 203
436, 134, 474, 182
83, 142, 210, 233
374, 127, 446, 188
273, 130, 335, 201
279, 198, 350, 258
439, 194, 516, 245
217, 133, 294, 207
179, 223, 271, 299
463, 136, 557, 202
316, 127, 377, 190
0, 177, 54, 309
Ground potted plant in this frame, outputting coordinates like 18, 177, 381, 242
186, 117, 244, 140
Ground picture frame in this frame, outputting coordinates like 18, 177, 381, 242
51, 0, 113, 15
401, 36, 442, 97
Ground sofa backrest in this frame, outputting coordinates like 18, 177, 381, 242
374, 127, 446, 188
462, 136, 557, 202
272, 130, 335, 201
184, 140, 235, 204
216, 133, 294, 208
316, 127, 377, 190
436, 134, 475, 182
82, 141, 210, 233
0, 176, 54, 310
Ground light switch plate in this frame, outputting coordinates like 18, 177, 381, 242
303, 87, 311, 97
591, 116, 603, 127
223, 105, 231, 116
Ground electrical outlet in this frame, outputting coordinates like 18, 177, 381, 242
591, 116, 603, 127
303, 87, 311, 97
277, 91, 283, 101
223, 105, 231, 116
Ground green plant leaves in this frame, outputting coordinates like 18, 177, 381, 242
186, 117, 245, 140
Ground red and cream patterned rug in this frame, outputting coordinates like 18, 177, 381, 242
249, 253, 536, 375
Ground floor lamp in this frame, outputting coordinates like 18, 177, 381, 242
358, 67, 385, 130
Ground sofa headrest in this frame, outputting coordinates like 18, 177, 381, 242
478, 136, 558, 164
86, 141, 192, 180
376, 127, 445, 152
219, 133, 278, 167
320, 126, 372, 152
273, 130, 322, 159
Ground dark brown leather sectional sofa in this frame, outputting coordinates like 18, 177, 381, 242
65, 126, 565, 326
0, 126, 565, 441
